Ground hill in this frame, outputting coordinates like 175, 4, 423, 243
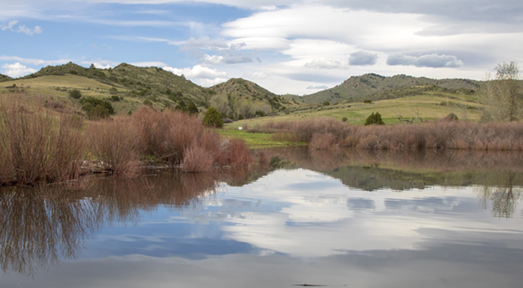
291, 73, 481, 104
22, 62, 213, 107
0, 73, 12, 82
2, 62, 298, 118
209, 78, 299, 118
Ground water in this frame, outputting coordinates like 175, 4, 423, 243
1, 148, 522, 288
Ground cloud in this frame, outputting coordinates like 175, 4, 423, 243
305, 57, 346, 70
387, 53, 464, 68
2, 62, 36, 77
0, 56, 70, 66
130, 61, 168, 67
0, 20, 42, 35
0, 20, 18, 31
306, 85, 329, 90
349, 51, 378, 66
163, 65, 227, 86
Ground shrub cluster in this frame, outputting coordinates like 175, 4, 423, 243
79, 97, 115, 119
248, 117, 523, 152
0, 96, 84, 185
1, 96, 254, 185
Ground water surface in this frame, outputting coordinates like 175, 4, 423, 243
1, 148, 522, 288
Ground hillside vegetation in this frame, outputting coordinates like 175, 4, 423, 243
286, 73, 481, 104
0, 62, 493, 123
2, 62, 297, 116
0, 74, 12, 82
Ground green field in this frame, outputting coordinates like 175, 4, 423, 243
226, 93, 483, 129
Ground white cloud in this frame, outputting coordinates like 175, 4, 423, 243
305, 57, 347, 70
163, 65, 228, 87
0, 20, 18, 31
387, 53, 464, 68
130, 61, 168, 67
2, 62, 36, 77
0, 20, 42, 35
0, 56, 70, 66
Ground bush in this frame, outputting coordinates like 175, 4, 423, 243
203, 107, 224, 128
86, 117, 140, 176
323, 101, 330, 106
364, 99, 372, 104
143, 99, 153, 106
69, 89, 82, 99
364, 112, 385, 125
80, 97, 114, 119
187, 101, 199, 114
446, 113, 459, 121
342, 117, 348, 122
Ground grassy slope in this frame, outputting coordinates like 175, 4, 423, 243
226, 90, 483, 129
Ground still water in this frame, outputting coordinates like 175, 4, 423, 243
1, 148, 522, 288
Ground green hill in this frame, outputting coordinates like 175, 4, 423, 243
22, 62, 213, 107
0, 73, 12, 82
292, 73, 481, 104
209, 78, 299, 118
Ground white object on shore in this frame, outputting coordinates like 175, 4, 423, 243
238, 127, 242, 130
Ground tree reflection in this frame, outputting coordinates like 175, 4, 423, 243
0, 186, 96, 275
476, 172, 523, 218
0, 169, 261, 275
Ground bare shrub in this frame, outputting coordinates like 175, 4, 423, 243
86, 117, 140, 177
0, 94, 85, 185
182, 146, 214, 173
252, 117, 523, 152
228, 139, 254, 167
310, 133, 338, 150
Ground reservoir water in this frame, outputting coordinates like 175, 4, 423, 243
1, 148, 522, 287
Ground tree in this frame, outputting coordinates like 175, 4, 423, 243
364, 112, 385, 125
479, 61, 522, 122
202, 107, 224, 128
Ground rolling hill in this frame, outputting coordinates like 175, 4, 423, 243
287, 73, 481, 104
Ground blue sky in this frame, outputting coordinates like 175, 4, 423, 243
1, 0, 522, 95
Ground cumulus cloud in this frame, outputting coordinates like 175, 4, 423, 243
305, 57, 346, 69
387, 53, 464, 68
163, 65, 227, 86
349, 51, 378, 66
2, 62, 36, 77
1, 20, 42, 35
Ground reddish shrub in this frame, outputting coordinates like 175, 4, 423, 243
182, 146, 214, 173
86, 117, 140, 177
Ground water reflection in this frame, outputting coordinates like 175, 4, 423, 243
0, 148, 522, 286
0, 169, 265, 275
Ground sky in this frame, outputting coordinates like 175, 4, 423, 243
1, 0, 522, 95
